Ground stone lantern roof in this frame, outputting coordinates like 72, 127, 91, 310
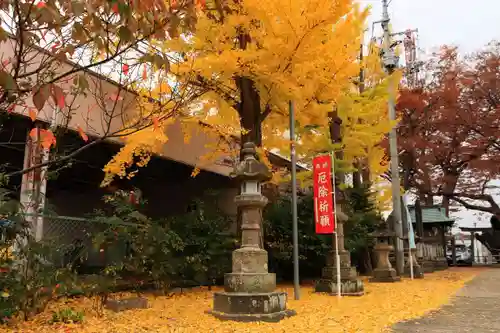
230, 142, 272, 183
370, 222, 396, 239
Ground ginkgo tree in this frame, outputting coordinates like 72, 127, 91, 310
291, 41, 397, 211
103, 0, 396, 191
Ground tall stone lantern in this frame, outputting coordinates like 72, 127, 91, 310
209, 142, 295, 322
314, 110, 364, 296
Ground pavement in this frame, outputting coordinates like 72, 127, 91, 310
392, 268, 500, 333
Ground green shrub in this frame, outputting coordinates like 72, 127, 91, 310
49, 308, 84, 324
91, 190, 236, 292
343, 184, 381, 273
165, 195, 237, 288
0, 188, 78, 321
264, 192, 330, 281
263, 184, 382, 279
91, 190, 184, 293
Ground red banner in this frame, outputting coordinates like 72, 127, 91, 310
313, 155, 335, 234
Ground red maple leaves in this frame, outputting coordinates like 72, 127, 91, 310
395, 45, 500, 213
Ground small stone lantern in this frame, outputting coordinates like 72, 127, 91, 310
209, 142, 295, 322
369, 222, 401, 283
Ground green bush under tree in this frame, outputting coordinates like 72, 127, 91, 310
91, 190, 237, 293
343, 184, 382, 274
263, 184, 382, 280
0, 187, 79, 321
264, 192, 330, 282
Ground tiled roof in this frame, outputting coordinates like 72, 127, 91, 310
388, 205, 455, 225
407, 205, 455, 224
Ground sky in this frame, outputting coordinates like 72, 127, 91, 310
364, 0, 500, 55
363, 0, 500, 229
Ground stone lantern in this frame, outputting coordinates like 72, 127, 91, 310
209, 142, 295, 322
316, 109, 364, 296
370, 222, 401, 283
315, 205, 364, 296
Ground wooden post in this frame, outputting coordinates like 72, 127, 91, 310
451, 237, 457, 266
20, 126, 46, 241
441, 227, 447, 265
470, 232, 475, 264
415, 200, 424, 238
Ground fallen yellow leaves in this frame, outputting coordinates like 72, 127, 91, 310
1, 268, 484, 333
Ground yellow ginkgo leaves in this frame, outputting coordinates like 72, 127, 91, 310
0, 268, 483, 333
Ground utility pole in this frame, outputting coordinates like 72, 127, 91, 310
289, 100, 300, 300
380, 0, 404, 276
353, 37, 365, 189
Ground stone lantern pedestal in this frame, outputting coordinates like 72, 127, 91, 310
370, 225, 401, 283
315, 207, 364, 296
208, 143, 295, 322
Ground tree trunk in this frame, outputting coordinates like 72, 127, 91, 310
361, 247, 373, 275
441, 173, 459, 217
361, 162, 371, 186
235, 32, 263, 154
418, 192, 434, 206
236, 77, 262, 150
352, 162, 362, 189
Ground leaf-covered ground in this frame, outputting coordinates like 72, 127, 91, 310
1, 268, 485, 333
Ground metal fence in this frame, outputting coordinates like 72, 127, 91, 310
35, 215, 134, 269
42, 215, 103, 244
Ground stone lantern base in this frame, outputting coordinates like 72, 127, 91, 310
314, 278, 365, 296
370, 267, 401, 282
369, 243, 401, 283
208, 247, 296, 322
404, 264, 424, 279
315, 251, 365, 296
210, 290, 296, 322
433, 258, 449, 271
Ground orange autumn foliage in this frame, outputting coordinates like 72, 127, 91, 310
29, 128, 56, 149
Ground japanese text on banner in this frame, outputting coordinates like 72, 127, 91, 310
313, 155, 335, 234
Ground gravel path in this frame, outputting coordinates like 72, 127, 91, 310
392, 268, 500, 333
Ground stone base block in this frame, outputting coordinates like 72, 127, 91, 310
210, 291, 295, 322
369, 268, 401, 283
404, 265, 424, 279
224, 272, 276, 293
322, 266, 358, 281
421, 261, 436, 273
433, 259, 449, 271
232, 247, 269, 274
314, 278, 364, 296
105, 297, 148, 312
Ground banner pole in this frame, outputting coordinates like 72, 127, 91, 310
409, 248, 414, 280
403, 192, 415, 280
330, 152, 341, 299
289, 100, 300, 300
